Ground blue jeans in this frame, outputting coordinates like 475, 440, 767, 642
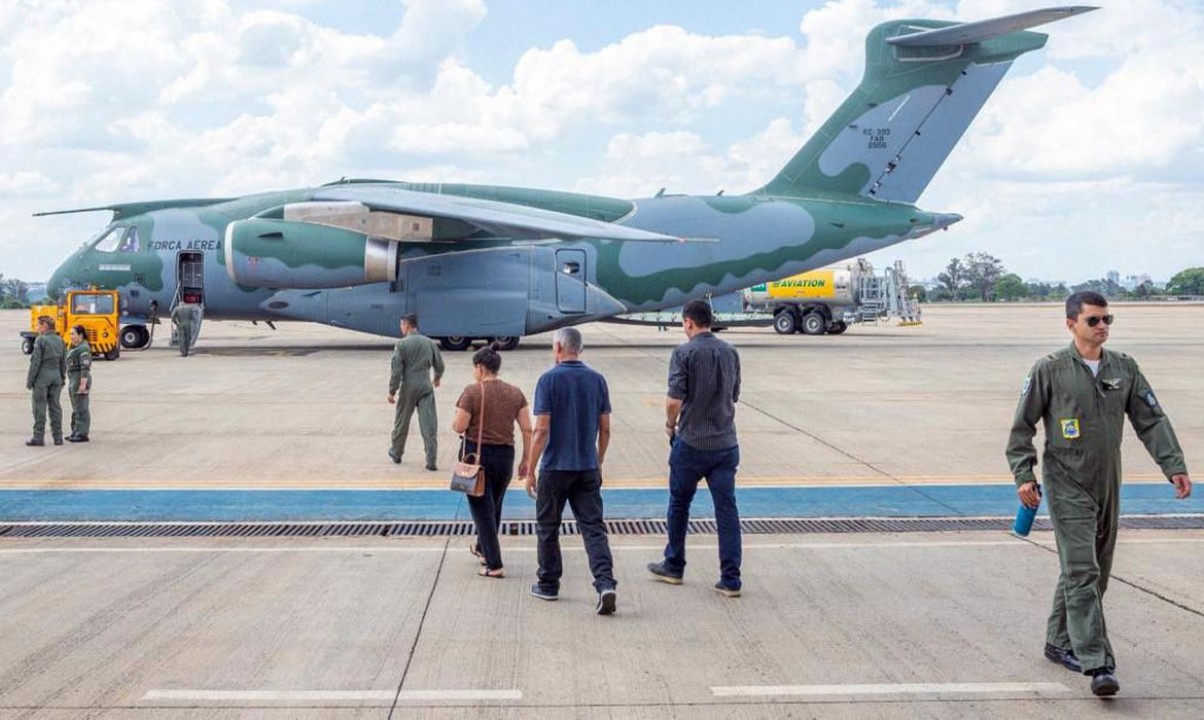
664, 438, 741, 590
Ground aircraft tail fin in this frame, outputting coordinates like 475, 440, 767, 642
755, 6, 1097, 203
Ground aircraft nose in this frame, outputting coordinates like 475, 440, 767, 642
46, 264, 65, 301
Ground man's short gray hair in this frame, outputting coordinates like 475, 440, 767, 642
553, 327, 583, 355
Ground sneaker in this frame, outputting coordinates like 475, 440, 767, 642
596, 589, 617, 616
529, 584, 558, 602
1089, 668, 1119, 697
1043, 643, 1082, 673
713, 581, 742, 598
647, 561, 683, 585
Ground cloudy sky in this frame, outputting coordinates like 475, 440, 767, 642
2, 0, 1201, 284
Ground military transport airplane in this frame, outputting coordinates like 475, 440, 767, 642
40, 6, 1095, 352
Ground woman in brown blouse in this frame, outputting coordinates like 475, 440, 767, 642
451, 343, 533, 577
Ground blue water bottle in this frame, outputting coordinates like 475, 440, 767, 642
1012, 485, 1041, 536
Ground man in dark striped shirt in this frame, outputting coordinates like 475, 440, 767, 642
648, 299, 743, 597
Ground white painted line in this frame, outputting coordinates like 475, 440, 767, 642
141, 689, 521, 702
711, 682, 1070, 697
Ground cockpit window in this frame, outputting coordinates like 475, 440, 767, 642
92, 226, 138, 253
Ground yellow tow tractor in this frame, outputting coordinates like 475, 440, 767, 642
20, 289, 122, 360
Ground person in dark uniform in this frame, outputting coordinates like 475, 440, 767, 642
1006, 291, 1191, 697
388, 314, 444, 470
66, 325, 93, 442
26, 315, 66, 446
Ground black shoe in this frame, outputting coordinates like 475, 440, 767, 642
388, 449, 401, 464
647, 561, 683, 585
596, 589, 617, 615
529, 584, 558, 602
1044, 644, 1082, 673
425, 463, 438, 472
713, 581, 742, 598
1089, 668, 1119, 697
25, 438, 44, 447
67, 435, 89, 443
53, 438, 63, 446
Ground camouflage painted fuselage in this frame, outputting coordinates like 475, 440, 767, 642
44, 11, 1087, 341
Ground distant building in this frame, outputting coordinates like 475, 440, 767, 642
1106, 270, 1120, 286
1121, 274, 1151, 291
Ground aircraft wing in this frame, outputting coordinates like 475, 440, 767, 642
313, 185, 682, 243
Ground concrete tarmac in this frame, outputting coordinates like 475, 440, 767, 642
2, 303, 1202, 716
1, 303, 1201, 489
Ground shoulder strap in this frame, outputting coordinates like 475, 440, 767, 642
461, 382, 487, 462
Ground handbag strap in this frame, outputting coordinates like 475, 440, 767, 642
462, 381, 486, 461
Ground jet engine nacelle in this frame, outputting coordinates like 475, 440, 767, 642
224, 217, 398, 289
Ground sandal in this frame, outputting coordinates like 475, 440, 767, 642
478, 567, 505, 579
468, 542, 486, 566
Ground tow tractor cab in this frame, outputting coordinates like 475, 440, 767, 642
21, 289, 122, 360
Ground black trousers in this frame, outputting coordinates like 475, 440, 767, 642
535, 469, 615, 593
464, 442, 515, 571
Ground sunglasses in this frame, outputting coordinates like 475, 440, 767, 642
1083, 314, 1114, 327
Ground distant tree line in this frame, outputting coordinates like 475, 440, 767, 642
0, 272, 31, 309
911, 256, 1204, 303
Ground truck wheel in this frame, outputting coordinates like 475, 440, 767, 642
121, 326, 150, 349
827, 322, 848, 335
21, 337, 34, 355
439, 336, 473, 352
103, 346, 121, 361
801, 312, 827, 335
492, 336, 521, 351
773, 311, 797, 335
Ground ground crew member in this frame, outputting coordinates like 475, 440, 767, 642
171, 302, 199, 357
387, 314, 444, 470
26, 315, 66, 446
66, 325, 93, 443
1006, 291, 1191, 698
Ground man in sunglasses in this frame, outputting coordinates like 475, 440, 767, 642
1006, 290, 1191, 697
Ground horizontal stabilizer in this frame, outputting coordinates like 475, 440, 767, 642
887, 6, 1098, 47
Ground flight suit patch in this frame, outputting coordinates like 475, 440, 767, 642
1020, 376, 1032, 397
1145, 391, 1158, 408
1101, 378, 1121, 391
1060, 418, 1081, 439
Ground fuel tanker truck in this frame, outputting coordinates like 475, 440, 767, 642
743, 258, 919, 335
610, 258, 920, 336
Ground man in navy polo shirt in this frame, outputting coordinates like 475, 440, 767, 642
524, 327, 618, 615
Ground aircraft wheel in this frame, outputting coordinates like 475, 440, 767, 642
121, 325, 150, 349
773, 311, 797, 335
827, 322, 848, 335
21, 337, 34, 355
492, 336, 521, 351
439, 336, 473, 352
801, 312, 827, 335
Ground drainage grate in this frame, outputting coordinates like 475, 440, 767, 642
0, 515, 1201, 539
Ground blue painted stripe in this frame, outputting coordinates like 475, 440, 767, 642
0, 484, 1195, 523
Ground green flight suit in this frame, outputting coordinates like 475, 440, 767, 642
67, 341, 93, 439
389, 331, 445, 466
171, 304, 199, 357
27, 333, 67, 443
1006, 343, 1187, 673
